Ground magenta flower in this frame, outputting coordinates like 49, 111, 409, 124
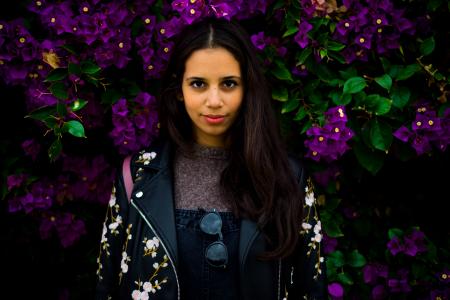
387, 236, 404, 256
294, 21, 313, 49
328, 282, 344, 299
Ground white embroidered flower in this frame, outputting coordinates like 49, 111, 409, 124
101, 223, 108, 243
305, 191, 315, 206
153, 262, 159, 269
154, 280, 162, 290
143, 281, 156, 293
108, 215, 123, 232
145, 237, 160, 250
141, 152, 157, 165
120, 251, 130, 273
108, 194, 116, 207
132, 290, 149, 300
313, 221, 322, 235
302, 222, 312, 230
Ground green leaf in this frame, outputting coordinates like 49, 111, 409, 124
323, 219, 344, 238
26, 105, 56, 121
328, 251, 345, 268
420, 36, 435, 56
44, 68, 67, 82
294, 106, 307, 121
330, 91, 352, 105
48, 138, 62, 162
390, 86, 411, 109
337, 272, 354, 285
61, 44, 78, 55
71, 99, 88, 112
62, 120, 86, 138
281, 99, 300, 114
427, 0, 443, 11
272, 86, 289, 102
68, 63, 82, 75
296, 47, 312, 65
300, 119, 312, 134
353, 141, 385, 175
271, 59, 293, 81
380, 57, 391, 73
343, 77, 366, 94
49, 82, 68, 100
56, 103, 67, 117
374, 74, 392, 91
368, 119, 393, 151
81, 61, 101, 74
364, 94, 392, 115
339, 68, 358, 80
347, 250, 366, 268
388, 228, 404, 239
396, 64, 421, 81
328, 51, 346, 64
283, 24, 299, 38
327, 41, 345, 51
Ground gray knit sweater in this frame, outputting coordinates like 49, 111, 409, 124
173, 143, 231, 212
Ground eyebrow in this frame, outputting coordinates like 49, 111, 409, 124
185, 76, 241, 81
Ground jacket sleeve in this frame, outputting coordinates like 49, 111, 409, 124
95, 166, 130, 300
286, 157, 327, 299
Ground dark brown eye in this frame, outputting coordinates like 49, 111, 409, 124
223, 80, 238, 89
190, 80, 205, 88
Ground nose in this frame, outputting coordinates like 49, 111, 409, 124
206, 87, 223, 108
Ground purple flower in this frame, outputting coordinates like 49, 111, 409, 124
172, 0, 205, 24
388, 269, 411, 293
328, 282, 344, 299
322, 233, 338, 254
39, 213, 87, 248
7, 174, 28, 191
208, 1, 236, 21
251, 32, 266, 51
437, 268, 450, 283
387, 236, 404, 256
363, 263, 389, 284
294, 21, 313, 48
372, 284, 387, 300
22, 138, 41, 160
430, 289, 449, 300
393, 126, 412, 142
403, 229, 427, 256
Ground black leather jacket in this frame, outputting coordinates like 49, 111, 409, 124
95, 140, 326, 299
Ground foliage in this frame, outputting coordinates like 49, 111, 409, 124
1, 0, 449, 298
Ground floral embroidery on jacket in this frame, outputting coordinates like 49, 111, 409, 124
131, 255, 169, 299
300, 178, 324, 280
97, 186, 125, 280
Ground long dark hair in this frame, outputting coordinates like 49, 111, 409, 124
158, 17, 303, 259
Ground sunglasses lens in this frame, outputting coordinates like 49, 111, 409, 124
200, 212, 222, 235
205, 241, 228, 267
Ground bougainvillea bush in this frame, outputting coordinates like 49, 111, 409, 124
1, 0, 449, 299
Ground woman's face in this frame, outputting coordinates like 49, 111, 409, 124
181, 47, 243, 147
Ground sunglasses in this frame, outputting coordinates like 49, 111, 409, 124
199, 210, 228, 268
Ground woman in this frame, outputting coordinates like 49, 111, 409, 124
96, 17, 326, 300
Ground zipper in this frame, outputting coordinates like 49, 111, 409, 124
131, 200, 180, 300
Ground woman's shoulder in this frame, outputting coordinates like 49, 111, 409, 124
128, 137, 172, 177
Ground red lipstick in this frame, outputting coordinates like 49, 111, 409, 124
203, 114, 226, 124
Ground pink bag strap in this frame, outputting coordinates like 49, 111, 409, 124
122, 155, 133, 202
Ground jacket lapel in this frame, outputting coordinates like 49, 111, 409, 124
131, 141, 179, 265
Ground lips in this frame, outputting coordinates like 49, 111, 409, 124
203, 114, 226, 124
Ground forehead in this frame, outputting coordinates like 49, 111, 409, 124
183, 47, 241, 77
